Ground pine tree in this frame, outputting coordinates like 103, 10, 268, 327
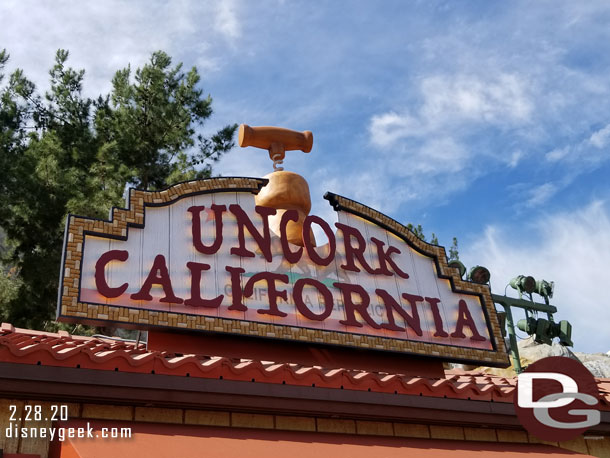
449, 237, 459, 261
406, 223, 457, 257
0, 49, 237, 329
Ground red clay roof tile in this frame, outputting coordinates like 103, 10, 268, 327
1, 323, 607, 409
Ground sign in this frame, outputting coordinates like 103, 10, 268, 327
58, 177, 509, 366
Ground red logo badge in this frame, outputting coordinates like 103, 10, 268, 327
514, 356, 600, 441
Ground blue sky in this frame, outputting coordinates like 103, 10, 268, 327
1, 0, 609, 353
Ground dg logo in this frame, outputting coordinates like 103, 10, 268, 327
514, 356, 600, 441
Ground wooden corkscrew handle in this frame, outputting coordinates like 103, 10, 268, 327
238, 124, 313, 170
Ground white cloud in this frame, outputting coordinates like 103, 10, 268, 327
366, 72, 533, 211
216, 145, 272, 179
214, 0, 241, 42
308, 136, 470, 218
589, 124, 610, 149
524, 182, 558, 207
545, 147, 569, 162
316, 166, 394, 214
362, 2, 610, 218
462, 200, 610, 353
407, 137, 469, 175
369, 112, 421, 148
545, 123, 610, 169
420, 74, 532, 127
507, 150, 524, 168
0, 0, 242, 97
369, 72, 533, 150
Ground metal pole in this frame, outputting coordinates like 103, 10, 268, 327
491, 294, 557, 314
500, 303, 522, 373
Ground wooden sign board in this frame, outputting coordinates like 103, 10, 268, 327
58, 177, 509, 367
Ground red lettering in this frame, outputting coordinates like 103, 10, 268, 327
188, 205, 226, 255
184, 262, 222, 308
293, 278, 333, 321
225, 266, 246, 311
243, 272, 289, 317
334, 282, 381, 329
304, 215, 336, 266
335, 223, 381, 275
450, 299, 486, 341
280, 210, 303, 264
370, 237, 409, 279
130, 255, 182, 303
425, 296, 449, 337
95, 250, 129, 298
229, 204, 276, 262
376, 289, 422, 336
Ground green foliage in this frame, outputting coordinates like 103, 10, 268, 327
0, 233, 20, 317
406, 223, 425, 240
106, 51, 235, 189
0, 49, 237, 329
406, 223, 457, 258
448, 237, 460, 261
406, 223, 438, 245
0, 264, 20, 316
